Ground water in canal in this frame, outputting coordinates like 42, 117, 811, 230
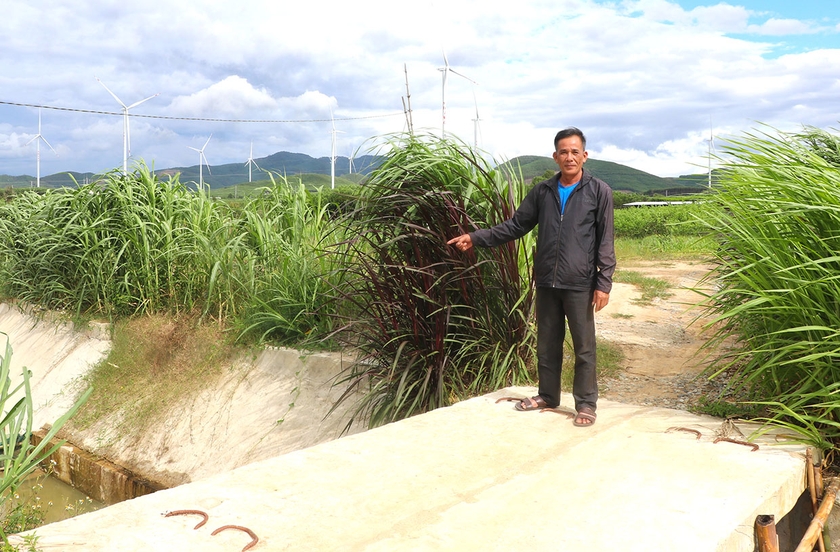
3, 469, 105, 531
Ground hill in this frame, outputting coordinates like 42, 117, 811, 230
1, 152, 710, 195
0, 171, 100, 188
0, 152, 383, 191
213, 174, 361, 199
502, 156, 707, 193
157, 152, 383, 190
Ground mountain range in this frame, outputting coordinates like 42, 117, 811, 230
0, 152, 709, 194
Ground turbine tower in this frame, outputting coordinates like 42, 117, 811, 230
25, 109, 57, 188
245, 142, 261, 183
707, 118, 715, 189
188, 135, 212, 192
472, 91, 482, 150
438, 51, 477, 138
329, 108, 344, 189
96, 77, 159, 175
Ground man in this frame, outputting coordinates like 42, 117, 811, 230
447, 127, 615, 427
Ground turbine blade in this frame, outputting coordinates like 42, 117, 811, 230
202, 134, 212, 149
41, 135, 58, 155
126, 92, 160, 110
96, 77, 127, 108
448, 68, 478, 85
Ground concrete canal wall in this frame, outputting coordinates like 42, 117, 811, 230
0, 303, 362, 502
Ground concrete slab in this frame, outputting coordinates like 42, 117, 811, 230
13, 386, 808, 551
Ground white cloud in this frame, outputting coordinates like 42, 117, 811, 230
747, 18, 821, 36
1, 0, 839, 177
690, 3, 751, 31
167, 76, 278, 117
0, 132, 35, 158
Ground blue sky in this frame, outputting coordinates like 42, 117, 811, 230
623, 1, 840, 54
674, 0, 836, 24
1, 0, 839, 180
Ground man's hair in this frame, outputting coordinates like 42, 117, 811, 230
554, 127, 586, 150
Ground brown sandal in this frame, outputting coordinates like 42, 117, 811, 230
514, 396, 548, 412
573, 406, 597, 427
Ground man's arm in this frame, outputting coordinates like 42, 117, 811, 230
469, 183, 542, 248
594, 181, 616, 294
448, 181, 543, 251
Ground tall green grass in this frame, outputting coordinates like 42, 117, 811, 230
614, 203, 706, 238
0, 165, 341, 344
0, 334, 90, 544
327, 134, 537, 428
699, 125, 840, 449
0, 166, 233, 317
235, 176, 341, 344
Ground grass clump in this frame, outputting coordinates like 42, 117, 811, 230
0, 165, 233, 318
235, 177, 340, 345
691, 396, 765, 420
698, 124, 840, 451
613, 270, 673, 305
327, 133, 537, 429
615, 235, 715, 261
69, 314, 237, 437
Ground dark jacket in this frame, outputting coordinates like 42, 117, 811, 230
470, 168, 616, 293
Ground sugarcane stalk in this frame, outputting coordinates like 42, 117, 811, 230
794, 477, 840, 552
755, 515, 779, 552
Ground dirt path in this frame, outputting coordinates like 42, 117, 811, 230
594, 260, 719, 407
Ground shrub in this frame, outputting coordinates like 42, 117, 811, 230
327, 134, 537, 429
614, 204, 705, 238
698, 125, 840, 450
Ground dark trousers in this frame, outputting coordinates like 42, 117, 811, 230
535, 287, 598, 411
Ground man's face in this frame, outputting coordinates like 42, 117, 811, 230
552, 136, 588, 180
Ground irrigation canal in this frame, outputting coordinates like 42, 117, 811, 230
0, 303, 816, 550
12, 387, 814, 551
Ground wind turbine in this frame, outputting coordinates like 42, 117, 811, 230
329, 108, 344, 189
245, 142, 261, 183
25, 109, 57, 188
345, 140, 358, 175
471, 91, 482, 150
188, 135, 212, 192
96, 77, 159, 175
707, 118, 715, 188
438, 51, 477, 138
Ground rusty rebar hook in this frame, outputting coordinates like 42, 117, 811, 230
666, 426, 702, 440
211, 524, 260, 551
163, 509, 209, 530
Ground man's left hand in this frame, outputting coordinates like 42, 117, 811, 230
593, 290, 610, 312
